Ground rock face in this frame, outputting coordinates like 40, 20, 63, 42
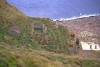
58, 16, 100, 45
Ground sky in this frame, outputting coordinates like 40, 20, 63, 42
7, 0, 100, 19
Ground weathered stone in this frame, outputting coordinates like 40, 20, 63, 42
9, 26, 21, 37
32, 23, 47, 33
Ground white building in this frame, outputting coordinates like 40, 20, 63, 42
80, 41, 100, 50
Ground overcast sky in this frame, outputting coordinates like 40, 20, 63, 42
7, 0, 100, 19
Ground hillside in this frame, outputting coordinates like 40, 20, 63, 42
0, 0, 71, 53
58, 16, 100, 44
0, 0, 100, 67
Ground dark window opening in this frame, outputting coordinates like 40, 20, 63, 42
90, 45, 92, 49
95, 45, 97, 49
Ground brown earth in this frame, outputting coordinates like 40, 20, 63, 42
57, 16, 100, 45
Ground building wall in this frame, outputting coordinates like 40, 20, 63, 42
80, 41, 100, 50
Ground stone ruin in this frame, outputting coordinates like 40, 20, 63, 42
31, 23, 47, 33
8, 25, 21, 37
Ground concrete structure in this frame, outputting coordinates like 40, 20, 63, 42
80, 41, 100, 50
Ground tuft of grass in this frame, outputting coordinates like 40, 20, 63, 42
0, 44, 65, 67
81, 60, 100, 67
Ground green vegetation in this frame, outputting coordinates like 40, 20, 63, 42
0, 0, 100, 67
0, 0, 71, 53
0, 44, 100, 67
81, 60, 100, 67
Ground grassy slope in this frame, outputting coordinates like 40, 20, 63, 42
0, 43, 100, 67
0, 0, 71, 53
0, 0, 100, 67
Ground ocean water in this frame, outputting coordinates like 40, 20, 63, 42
7, 0, 100, 19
